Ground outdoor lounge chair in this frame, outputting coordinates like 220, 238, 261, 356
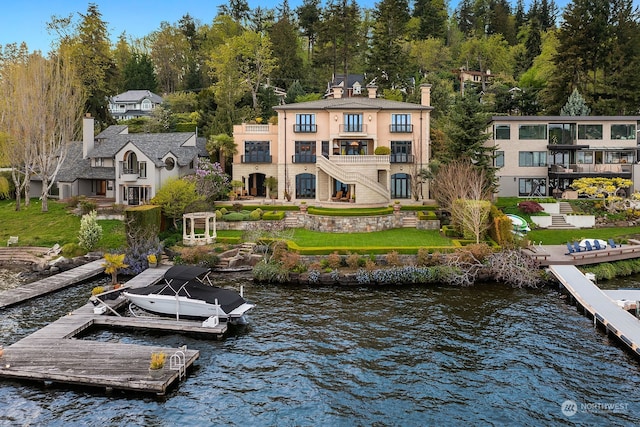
573, 242, 583, 253
340, 191, 350, 202
608, 239, 619, 248
584, 240, 594, 251
566, 242, 576, 255
593, 240, 603, 250
331, 191, 343, 202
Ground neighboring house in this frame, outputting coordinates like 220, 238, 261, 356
231, 84, 433, 205
44, 115, 207, 205
487, 116, 640, 198
453, 68, 494, 95
325, 74, 370, 98
108, 90, 163, 121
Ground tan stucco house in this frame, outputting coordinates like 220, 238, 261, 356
231, 84, 433, 205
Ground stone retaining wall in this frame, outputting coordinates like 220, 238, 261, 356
215, 212, 440, 233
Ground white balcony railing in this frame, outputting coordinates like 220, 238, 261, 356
244, 124, 271, 134
329, 155, 390, 165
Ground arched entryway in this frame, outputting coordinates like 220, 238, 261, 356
247, 173, 266, 197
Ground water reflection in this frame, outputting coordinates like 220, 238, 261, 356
1, 270, 640, 425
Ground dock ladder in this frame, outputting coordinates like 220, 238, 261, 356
170, 346, 187, 380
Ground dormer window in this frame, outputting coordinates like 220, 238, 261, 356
353, 82, 361, 95
165, 157, 175, 171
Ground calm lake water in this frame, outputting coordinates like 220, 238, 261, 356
1, 271, 640, 426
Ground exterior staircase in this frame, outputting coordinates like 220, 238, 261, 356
402, 215, 417, 228
284, 213, 300, 228
316, 156, 389, 200
547, 203, 576, 229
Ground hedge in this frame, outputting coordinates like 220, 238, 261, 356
417, 211, 438, 220
307, 207, 394, 216
263, 211, 286, 220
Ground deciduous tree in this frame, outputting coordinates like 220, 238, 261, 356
0, 52, 84, 211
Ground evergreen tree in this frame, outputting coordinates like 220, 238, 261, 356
269, 0, 304, 90
314, 0, 362, 88
64, 4, 116, 129
413, 0, 448, 40
297, 0, 321, 61
368, 0, 411, 90
123, 53, 158, 91
445, 89, 496, 187
560, 88, 591, 116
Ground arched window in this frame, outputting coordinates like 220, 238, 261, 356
391, 173, 411, 199
123, 151, 138, 174
296, 173, 316, 199
141, 99, 152, 110
165, 157, 175, 171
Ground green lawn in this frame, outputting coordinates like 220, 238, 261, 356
0, 199, 126, 250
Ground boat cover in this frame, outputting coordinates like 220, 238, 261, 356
126, 280, 247, 315
163, 265, 211, 284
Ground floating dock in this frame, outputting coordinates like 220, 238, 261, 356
548, 264, 640, 358
0, 258, 106, 309
0, 264, 228, 394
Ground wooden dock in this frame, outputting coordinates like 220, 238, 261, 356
523, 241, 640, 266
548, 265, 640, 358
0, 258, 106, 309
0, 263, 228, 394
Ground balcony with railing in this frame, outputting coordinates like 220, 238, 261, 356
243, 124, 271, 134
548, 163, 633, 178
292, 153, 317, 163
294, 124, 317, 133
390, 124, 413, 133
339, 124, 367, 135
241, 153, 272, 163
120, 166, 139, 182
390, 153, 415, 163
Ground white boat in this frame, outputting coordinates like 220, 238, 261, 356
122, 265, 254, 325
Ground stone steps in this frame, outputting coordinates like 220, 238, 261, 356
559, 201, 574, 214
547, 214, 576, 229
402, 216, 417, 228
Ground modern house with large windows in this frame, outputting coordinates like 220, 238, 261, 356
231, 84, 433, 205
488, 116, 640, 197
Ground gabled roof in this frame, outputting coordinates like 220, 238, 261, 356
57, 142, 114, 182
110, 90, 163, 104
90, 130, 207, 166
274, 97, 432, 112
330, 73, 366, 89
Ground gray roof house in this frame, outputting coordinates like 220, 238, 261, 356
108, 90, 163, 120
50, 115, 207, 205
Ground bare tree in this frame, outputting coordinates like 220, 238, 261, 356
430, 159, 492, 211
0, 52, 84, 212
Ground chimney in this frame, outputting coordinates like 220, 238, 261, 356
82, 113, 95, 159
332, 85, 343, 99
420, 84, 432, 107
367, 85, 378, 99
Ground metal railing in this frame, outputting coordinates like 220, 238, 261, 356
292, 154, 317, 163
294, 124, 317, 133
241, 154, 272, 163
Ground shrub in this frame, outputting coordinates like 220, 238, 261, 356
249, 209, 262, 220
253, 260, 289, 282
61, 242, 85, 257
215, 210, 222, 219
223, 212, 247, 221
78, 210, 103, 251
219, 207, 228, 215
326, 251, 342, 269
416, 248, 430, 266
232, 202, 243, 212
385, 250, 403, 267
518, 201, 544, 214
173, 246, 219, 268
374, 146, 391, 155
78, 199, 97, 215
346, 252, 360, 269
263, 211, 286, 220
